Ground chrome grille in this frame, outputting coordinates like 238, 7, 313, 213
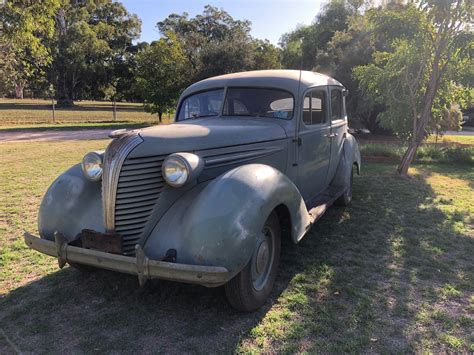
114, 155, 167, 255
102, 133, 143, 232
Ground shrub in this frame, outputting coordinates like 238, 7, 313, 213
441, 146, 474, 164
360, 143, 474, 164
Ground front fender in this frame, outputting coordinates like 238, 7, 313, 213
38, 164, 104, 241
144, 164, 309, 274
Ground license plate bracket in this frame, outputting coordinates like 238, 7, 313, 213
80, 229, 123, 254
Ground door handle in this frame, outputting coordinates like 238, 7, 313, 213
292, 137, 302, 146
325, 133, 338, 138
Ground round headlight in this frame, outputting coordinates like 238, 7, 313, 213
82, 152, 103, 181
162, 155, 189, 187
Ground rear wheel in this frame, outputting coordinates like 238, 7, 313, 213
225, 211, 281, 312
335, 165, 354, 206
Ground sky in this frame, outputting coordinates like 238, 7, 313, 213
120, 0, 325, 46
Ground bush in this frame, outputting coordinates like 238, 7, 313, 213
441, 146, 474, 164
416, 145, 445, 161
359, 144, 404, 158
360, 143, 474, 164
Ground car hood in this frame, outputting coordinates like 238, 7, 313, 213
131, 118, 288, 157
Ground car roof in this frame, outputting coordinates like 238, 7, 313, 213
180, 70, 344, 99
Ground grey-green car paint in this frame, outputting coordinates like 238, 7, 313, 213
35, 70, 361, 286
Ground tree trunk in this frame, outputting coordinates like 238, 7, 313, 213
113, 97, 117, 121
54, 9, 73, 107
397, 40, 446, 176
52, 98, 56, 123
158, 111, 163, 122
15, 82, 24, 99
56, 67, 73, 106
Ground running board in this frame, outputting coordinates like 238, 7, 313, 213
306, 185, 346, 226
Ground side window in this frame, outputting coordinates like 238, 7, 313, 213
303, 89, 326, 126
331, 89, 343, 121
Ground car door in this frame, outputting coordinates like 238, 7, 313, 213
295, 87, 331, 202
326, 86, 347, 184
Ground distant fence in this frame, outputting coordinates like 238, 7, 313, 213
0, 98, 174, 125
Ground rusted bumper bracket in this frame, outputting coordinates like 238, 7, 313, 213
24, 232, 231, 287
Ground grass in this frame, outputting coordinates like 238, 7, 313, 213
425, 135, 474, 145
0, 141, 473, 352
0, 98, 172, 128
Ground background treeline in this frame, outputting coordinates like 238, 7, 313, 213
0, 0, 472, 139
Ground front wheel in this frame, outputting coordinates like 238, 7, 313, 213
224, 211, 281, 312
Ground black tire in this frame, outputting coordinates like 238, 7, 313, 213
225, 211, 281, 312
335, 165, 354, 206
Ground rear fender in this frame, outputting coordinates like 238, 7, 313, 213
331, 133, 361, 188
144, 164, 309, 274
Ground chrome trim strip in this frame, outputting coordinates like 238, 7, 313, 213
102, 133, 143, 231
204, 147, 283, 167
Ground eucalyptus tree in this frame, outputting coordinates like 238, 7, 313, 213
0, 0, 60, 98
280, 0, 356, 70
157, 5, 281, 81
354, 1, 472, 175
50, 0, 141, 105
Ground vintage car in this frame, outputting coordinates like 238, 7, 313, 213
25, 70, 361, 311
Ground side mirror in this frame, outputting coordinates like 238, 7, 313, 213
342, 89, 349, 97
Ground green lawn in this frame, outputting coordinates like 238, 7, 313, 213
424, 134, 474, 145
0, 141, 473, 352
0, 98, 172, 128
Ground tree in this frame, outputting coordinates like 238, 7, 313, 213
280, 0, 355, 70
354, 1, 472, 175
135, 33, 188, 121
1, 0, 60, 99
157, 5, 281, 81
253, 39, 281, 70
279, 0, 386, 132
315, 11, 387, 132
50, 0, 141, 105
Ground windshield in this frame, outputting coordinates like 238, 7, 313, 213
177, 88, 294, 121
177, 89, 224, 120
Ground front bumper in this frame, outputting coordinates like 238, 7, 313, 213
24, 232, 231, 287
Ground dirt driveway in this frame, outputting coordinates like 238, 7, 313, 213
0, 129, 111, 142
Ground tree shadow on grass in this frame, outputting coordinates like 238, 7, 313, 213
236, 164, 473, 352
0, 163, 472, 353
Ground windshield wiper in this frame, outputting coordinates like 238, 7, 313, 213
189, 113, 218, 119
223, 113, 260, 117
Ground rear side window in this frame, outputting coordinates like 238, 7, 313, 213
302, 89, 326, 126
331, 89, 343, 121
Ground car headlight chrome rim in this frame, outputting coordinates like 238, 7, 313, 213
82, 152, 103, 181
163, 155, 190, 187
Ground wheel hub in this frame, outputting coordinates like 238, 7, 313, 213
255, 240, 269, 274
251, 226, 274, 291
